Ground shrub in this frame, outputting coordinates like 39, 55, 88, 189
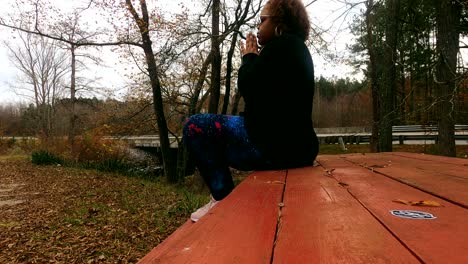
73, 127, 128, 164
31, 150, 63, 165
91, 158, 130, 173
28, 126, 155, 177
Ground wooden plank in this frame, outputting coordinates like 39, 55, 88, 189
344, 151, 468, 180
341, 153, 468, 207
318, 154, 468, 264
392, 152, 468, 166
273, 164, 419, 263
138, 170, 286, 264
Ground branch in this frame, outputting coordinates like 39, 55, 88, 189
140, 0, 150, 25
305, 0, 318, 8
0, 22, 143, 48
125, 0, 141, 23
127, 44, 149, 77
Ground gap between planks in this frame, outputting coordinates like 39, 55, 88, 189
336, 173, 425, 263
341, 155, 468, 209
316, 158, 425, 263
269, 169, 288, 264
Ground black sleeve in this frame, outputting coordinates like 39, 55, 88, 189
237, 39, 287, 104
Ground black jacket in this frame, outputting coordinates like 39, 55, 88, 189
238, 33, 318, 169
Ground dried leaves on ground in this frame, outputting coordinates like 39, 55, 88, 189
0, 158, 192, 263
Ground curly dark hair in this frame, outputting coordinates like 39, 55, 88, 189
267, 0, 310, 41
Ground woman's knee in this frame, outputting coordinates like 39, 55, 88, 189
183, 114, 206, 138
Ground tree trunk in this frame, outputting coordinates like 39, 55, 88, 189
435, 0, 460, 157
223, 0, 253, 116
221, 32, 239, 115
379, 0, 399, 152
189, 52, 212, 115
69, 45, 77, 153
180, 52, 212, 181
230, 90, 242, 115
208, 0, 221, 114
366, 0, 380, 153
143, 43, 174, 182
126, 0, 175, 182
315, 83, 320, 127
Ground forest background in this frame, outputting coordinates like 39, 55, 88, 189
0, 0, 467, 182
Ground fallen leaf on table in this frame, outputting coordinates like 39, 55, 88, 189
265, 181, 285, 185
392, 199, 443, 207
324, 168, 335, 176
393, 199, 412, 205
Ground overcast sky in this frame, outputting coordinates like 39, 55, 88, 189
0, 0, 359, 104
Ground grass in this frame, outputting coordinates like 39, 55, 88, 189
0, 154, 29, 161
0, 157, 210, 263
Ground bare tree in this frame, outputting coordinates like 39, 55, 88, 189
182, 0, 263, 114
0, 0, 129, 151
6, 33, 69, 140
51, 11, 104, 151
208, 0, 222, 113
125, 0, 175, 181
221, 0, 255, 114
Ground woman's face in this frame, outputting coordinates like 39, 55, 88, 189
257, 3, 276, 46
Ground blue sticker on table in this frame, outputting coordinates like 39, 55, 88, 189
390, 210, 437, 220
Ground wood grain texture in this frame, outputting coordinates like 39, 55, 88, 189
273, 165, 419, 264
139, 153, 467, 263
319, 155, 468, 264
391, 151, 468, 166
138, 170, 286, 264
341, 152, 468, 207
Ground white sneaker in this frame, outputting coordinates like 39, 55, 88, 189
191, 196, 219, 222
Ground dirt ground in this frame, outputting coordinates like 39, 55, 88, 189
0, 158, 192, 263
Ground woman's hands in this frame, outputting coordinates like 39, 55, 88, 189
240, 32, 259, 56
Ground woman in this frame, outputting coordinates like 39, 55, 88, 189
183, 0, 318, 222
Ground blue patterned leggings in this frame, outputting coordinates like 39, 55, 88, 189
183, 114, 271, 200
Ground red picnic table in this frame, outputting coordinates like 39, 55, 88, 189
139, 152, 468, 263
